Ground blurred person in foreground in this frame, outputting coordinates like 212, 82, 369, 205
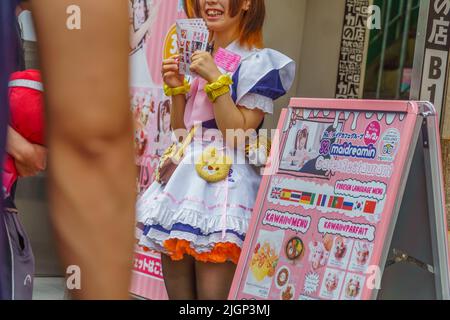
28, 0, 136, 299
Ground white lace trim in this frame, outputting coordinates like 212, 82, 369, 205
237, 93, 274, 114
137, 201, 251, 236
140, 228, 245, 254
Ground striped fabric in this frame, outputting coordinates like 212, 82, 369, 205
144, 223, 246, 242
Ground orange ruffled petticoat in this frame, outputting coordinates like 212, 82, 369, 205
143, 240, 241, 265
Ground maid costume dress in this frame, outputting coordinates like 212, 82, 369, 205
137, 41, 295, 264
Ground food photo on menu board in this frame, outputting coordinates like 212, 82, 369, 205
230, 104, 409, 301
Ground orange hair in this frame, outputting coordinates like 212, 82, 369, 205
184, 0, 196, 18
190, 0, 265, 49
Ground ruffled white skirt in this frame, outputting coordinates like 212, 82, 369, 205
136, 137, 261, 263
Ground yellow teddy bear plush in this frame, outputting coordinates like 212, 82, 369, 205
195, 147, 233, 183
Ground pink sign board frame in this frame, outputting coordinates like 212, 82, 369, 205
229, 98, 450, 300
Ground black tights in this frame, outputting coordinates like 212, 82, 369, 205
161, 254, 237, 300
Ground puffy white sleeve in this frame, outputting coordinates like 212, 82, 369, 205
238, 93, 274, 114
231, 48, 296, 114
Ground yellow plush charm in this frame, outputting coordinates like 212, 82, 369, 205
195, 147, 232, 183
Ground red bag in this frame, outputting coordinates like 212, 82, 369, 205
3, 70, 45, 197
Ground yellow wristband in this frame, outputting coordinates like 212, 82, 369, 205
204, 74, 233, 103
164, 79, 190, 97
206, 85, 230, 103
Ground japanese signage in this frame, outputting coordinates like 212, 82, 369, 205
419, 0, 450, 118
131, 248, 168, 300
230, 99, 423, 300
335, 0, 372, 99
133, 251, 164, 280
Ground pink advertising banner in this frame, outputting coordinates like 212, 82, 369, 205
131, 247, 168, 300
129, 0, 186, 300
229, 98, 446, 300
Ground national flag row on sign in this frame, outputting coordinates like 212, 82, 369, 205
270, 187, 377, 214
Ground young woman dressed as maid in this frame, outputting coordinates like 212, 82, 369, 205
137, 0, 296, 300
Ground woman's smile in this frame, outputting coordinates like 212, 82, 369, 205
204, 7, 225, 21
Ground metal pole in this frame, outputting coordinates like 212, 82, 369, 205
397, 0, 406, 39
410, 0, 431, 100
376, 0, 393, 99
396, 0, 413, 99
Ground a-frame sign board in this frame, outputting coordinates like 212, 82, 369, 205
229, 98, 450, 300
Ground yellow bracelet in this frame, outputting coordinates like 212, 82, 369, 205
206, 85, 230, 103
164, 79, 190, 97
204, 74, 233, 102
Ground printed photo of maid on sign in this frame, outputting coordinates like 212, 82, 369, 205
280, 119, 344, 178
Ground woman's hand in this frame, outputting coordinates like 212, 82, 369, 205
162, 55, 185, 88
7, 126, 47, 177
15, 143, 47, 177
190, 51, 222, 83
